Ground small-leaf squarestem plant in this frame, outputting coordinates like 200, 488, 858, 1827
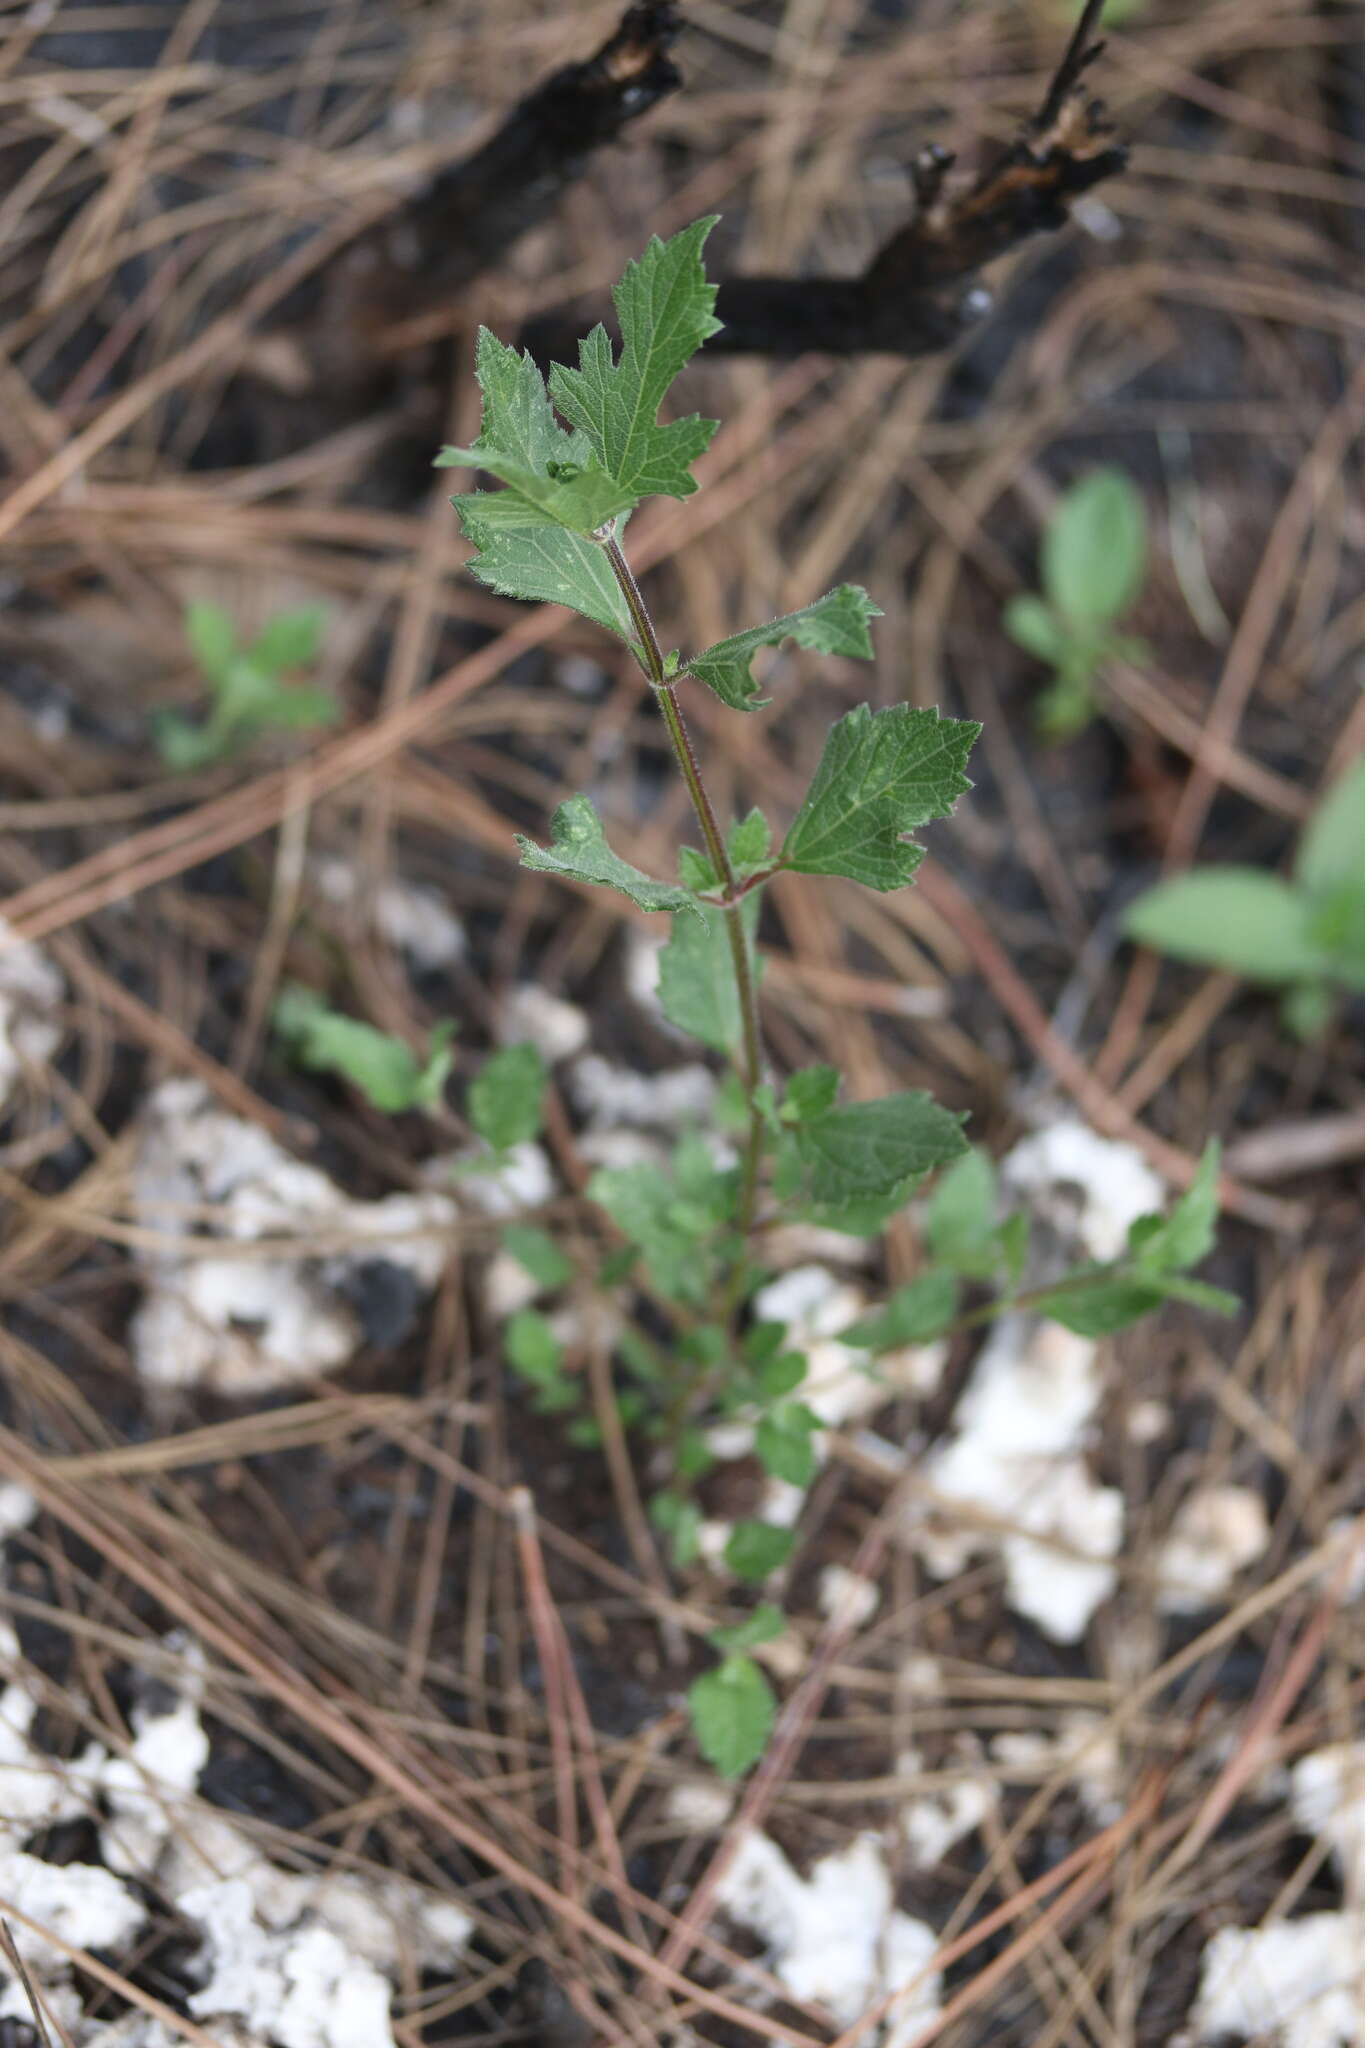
439, 220, 1232, 1776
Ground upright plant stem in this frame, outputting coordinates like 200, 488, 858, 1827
602, 532, 766, 1231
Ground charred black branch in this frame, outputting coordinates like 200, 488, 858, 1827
400, 4, 683, 298
708, 0, 1125, 356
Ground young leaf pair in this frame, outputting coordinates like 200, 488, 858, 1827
1125, 757, 1365, 1040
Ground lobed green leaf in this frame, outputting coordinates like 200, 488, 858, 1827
549, 218, 722, 501
781, 704, 980, 893
517, 795, 703, 921
683, 586, 881, 711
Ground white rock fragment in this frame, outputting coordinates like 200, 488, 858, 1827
0, 916, 65, 1109
818, 1565, 881, 1630
1191, 1915, 1365, 2048
436, 1140, 555, 1217
570, 1054, 715, 1131
1156, 1485, 1270, 1614
501, 985, 588, 1064
310, 856, 465, 971
0, 1483, 36, 1536
992, 1713, 1124, 1826
481, 1249, 542, 1321
897, 1750, 997, 1868
0, 1850, 143, 1979
1292, 1744, 1365, 1898
624, 931, 666, 1017
182, 1881, 395, 2048
666, 1781, 735, 1834
1003, 1119, 1164, 1261
910, 1318, 1121, 1642
715, 1831, 941, 2047
130, 1081, 456, 1397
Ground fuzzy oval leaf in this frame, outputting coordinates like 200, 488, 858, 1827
548, 218, 722, 501
925, 1148, 999, 1276
1295, 757, 1365, 897
273, 988, 454, 1113
184, 601, 236, 682
517, 795, 703, 921
781, 704, 981, 892
683, 586, 882, 711
724, 1520, 797, 1582
1042, 470, 1147, 626
754, 1403, 820, 1487
247, 607, 326, 675
1003, 594, 1069, 664
709, 1605, 786, 1654
688, 1655, 775, 1778
469, 1043, 546, 1152
1124, 870, 1327, 983
1127, 1141, 1221, 1276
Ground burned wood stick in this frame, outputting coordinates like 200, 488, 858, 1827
511, 0, 1124, 363
705, 0, 1126, 355
398, 3, 683, 299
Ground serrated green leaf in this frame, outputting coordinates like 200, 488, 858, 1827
517, 795, 704, 921
500, 1223, 571, 1292
651, 1489, 703, 1567
841, 1269, 959, 1352
436, 329, 634, 533
469, 1042, 546, 1152
782, 1066, 841, 1123
184, 601, 237, 683
728, 810, 770, 871
755, 1403, 820, 1487
781, 704, 980, 892
1296, 758, 1365, 897
678, 845, 720, 893
454, 513, 637, 644
247, 606, 326, 675
780, 1090, 968, 1212
590, 1161, 710, 1304
504, 1307, 565, 1386
657, 890, 758, 1052
688, 1655, 775, 1778
549, 218, 722, 501
1128, 1142, 1220, 1276
1124, 869, 1328, 983
1004, 594, 1070, 664
1042, 469, 1147, 626
754, 1349, 807, 1400
683, 586, 881, 711
272, 987, 454, 1112
709, 1604, 786, 1653
926, 1148, 999, 1277
1032, 1273, 1165, 1336
724, 1520, 796, 1582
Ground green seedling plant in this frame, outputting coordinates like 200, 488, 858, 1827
1005, 467, 1147, 738
154, 601, 337, 769
440, 220, 1232, 1777
1124, 755, 1365, 1039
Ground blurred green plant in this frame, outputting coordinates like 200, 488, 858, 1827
153, 602, 337, 769
1125, 757, 1365, 1039
272, 986, 454, 1112
1005, 468, 1148, 738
